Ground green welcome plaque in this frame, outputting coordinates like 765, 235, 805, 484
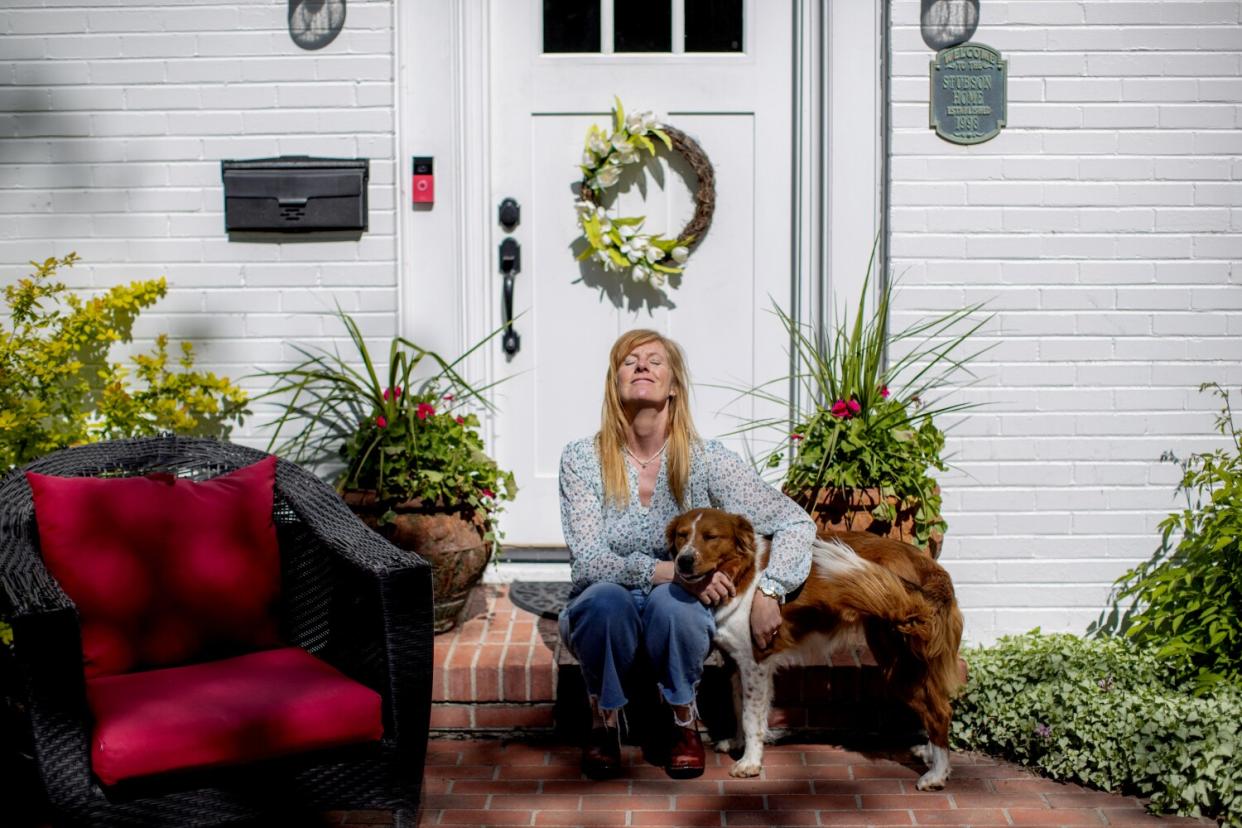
930, 42, 1007, 144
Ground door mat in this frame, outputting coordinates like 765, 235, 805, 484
507, 581, 572, 620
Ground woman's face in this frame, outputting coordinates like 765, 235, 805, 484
617, 340, 675, 408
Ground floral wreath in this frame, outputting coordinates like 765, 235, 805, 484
574, 97, 715, 286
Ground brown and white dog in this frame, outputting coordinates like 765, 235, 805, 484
666, 508, 964, 788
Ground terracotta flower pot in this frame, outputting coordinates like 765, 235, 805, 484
342, 490, 491, 633
787, 486, 943, 559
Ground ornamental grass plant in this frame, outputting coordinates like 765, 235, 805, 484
733, 248, 990, 551
254, 310, 515, 534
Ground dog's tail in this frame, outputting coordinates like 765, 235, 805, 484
811, 538, 965, 698
810, 538, 931, 631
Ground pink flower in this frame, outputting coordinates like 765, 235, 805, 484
830, 400, 850, 418
790, 433, 803, 442
455, 416, 465, 425
382, 386, 403, 401
847, 399, 861, 415
416, 403, 435, 420
443, 393, 454, 401
880, 385, 889, 398
480, 488, 495, 499
375, 415, 388, 428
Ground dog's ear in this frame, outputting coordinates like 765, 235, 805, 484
665, 514, 684, 555
730, 513, 756, 557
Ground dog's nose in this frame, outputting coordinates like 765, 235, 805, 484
676, 554, 696, 575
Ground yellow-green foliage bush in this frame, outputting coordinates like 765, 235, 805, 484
0, 253, 249, 470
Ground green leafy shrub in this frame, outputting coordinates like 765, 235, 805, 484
1092, 383, 1242, 692
953, 632, 1242, 825
0, 254, 249, 470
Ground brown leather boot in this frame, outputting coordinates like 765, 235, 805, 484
582, 726, 622, 780
665, 722, 705, 779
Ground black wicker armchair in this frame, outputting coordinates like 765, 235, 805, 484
0, 436, 434, 827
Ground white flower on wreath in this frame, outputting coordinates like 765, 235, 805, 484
582, 150, 596, 167
588, 132, 610, 156
630, 236, 648, 252
574, 200, 594, 216
598, 216, 612, 232
632, 264, 650, 282
594, 165, 621, 188
671, 245, 689, 264
618, 224, 637, 239
645, 245, 663, 264
626, 111, 659, 133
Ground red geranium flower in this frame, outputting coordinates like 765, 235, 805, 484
830, 400, 850, 418
790, 433, 803, 442
382, 386, 403, 401
847, 399, 861, 415
880, 385, 890, 398
443, 393, 454, 401
455, 416, 465, 425
481, 488, 495, 499
416, 403, 436, 420
375, 415, 388, 428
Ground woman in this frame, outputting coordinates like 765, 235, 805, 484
558, 329, 815, 780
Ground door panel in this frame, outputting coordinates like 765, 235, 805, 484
491, 0, 792, 544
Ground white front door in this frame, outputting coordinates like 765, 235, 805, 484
489, 0, 795, 545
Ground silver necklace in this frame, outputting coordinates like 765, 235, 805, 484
625, 437, 669, 469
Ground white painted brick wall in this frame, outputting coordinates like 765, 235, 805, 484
0, 0, 399, 436
889, 0, 1242, 643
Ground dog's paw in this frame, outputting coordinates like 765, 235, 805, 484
714, 738, 736, 754
915, 771, 948, 791
729, 759, 762, 778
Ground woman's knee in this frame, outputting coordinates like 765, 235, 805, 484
643, 583, 715, 636
564, 582, 641, 638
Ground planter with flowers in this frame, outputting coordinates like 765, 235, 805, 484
744, 252, 988, 559
257, 312, 515, 632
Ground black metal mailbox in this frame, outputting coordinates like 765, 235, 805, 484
221, 156, 369, 232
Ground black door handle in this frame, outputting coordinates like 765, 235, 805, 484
499, 237, 520, 355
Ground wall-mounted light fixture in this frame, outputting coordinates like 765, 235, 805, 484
921, 0, 979, 50
288, 0, 347, 51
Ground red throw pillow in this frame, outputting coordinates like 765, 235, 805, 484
27, 456, 282, 678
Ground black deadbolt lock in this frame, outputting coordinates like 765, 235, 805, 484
498, 198, 520, 231
499, 237, 520, 274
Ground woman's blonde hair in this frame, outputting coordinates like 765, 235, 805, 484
598, 329, 699, 509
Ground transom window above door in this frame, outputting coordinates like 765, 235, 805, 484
543, 0, 743, 54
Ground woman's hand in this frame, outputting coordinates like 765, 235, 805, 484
751, 591, 782, 649
677, 570, 736, 606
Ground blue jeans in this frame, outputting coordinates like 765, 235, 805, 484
558, 582, 716, 712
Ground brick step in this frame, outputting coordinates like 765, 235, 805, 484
431, 584, 939, 741
431, 585, 559, 734
554, 638, 924, 744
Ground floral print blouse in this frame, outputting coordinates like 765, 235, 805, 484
559, 436, 815, 600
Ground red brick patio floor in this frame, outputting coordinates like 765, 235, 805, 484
393, 738, 1214, 828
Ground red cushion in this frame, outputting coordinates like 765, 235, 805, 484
26, 456, 282, 678
85, 646, 384, 786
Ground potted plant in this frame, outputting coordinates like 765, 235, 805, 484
739, 253, 989, 558
256, 311, 516, 632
